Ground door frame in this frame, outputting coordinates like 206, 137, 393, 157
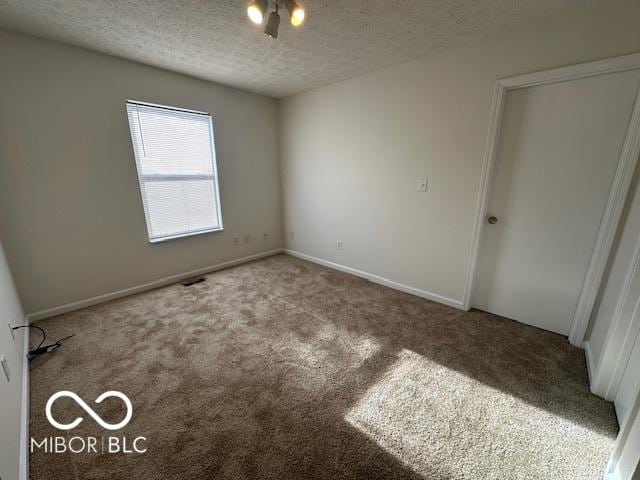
591, 230, 640, 400
462, 53, 640, 346
604, 378, 640, 479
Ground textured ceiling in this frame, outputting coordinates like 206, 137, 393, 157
0, 0, 618, 98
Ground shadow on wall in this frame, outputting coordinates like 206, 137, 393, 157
27, 254, 617, 480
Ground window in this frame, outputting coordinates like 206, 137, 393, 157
126, 101, 223, 243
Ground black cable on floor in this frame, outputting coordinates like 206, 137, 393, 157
12, 325, 75, 359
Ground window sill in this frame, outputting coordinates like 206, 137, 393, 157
148, 227, 224, 243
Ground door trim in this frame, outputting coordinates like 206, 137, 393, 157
462, 52, 640, 347
591, 230, 640, 400
604, 374, 640, 480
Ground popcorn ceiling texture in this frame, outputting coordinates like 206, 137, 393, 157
0, 0, 623, 97
29, 254, 617, 479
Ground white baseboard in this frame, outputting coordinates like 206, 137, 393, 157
19, 325, 29, 480
284, 249, 464, 310
26, 249, 284, 322
604, 470, 621, 480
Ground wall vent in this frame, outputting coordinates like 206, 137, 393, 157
182, 277, 206, 287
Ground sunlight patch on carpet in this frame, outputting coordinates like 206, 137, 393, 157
345, 349, 614, 480
273, 323, 382, 392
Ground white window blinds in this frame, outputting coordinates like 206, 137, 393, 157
126, 101, 223, 242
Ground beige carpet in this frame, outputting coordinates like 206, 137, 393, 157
29, 254, 617, 479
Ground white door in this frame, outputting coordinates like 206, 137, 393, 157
473, 70, 640, 335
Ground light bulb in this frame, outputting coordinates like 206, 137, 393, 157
290, 5, 304, 26
289, 2, 305, 26
247, 0, 267, 25
247, 6, 263, 24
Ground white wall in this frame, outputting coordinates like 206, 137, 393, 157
279, 1, 640, 306
0, 28, 283, 316
0, 240, 26, 480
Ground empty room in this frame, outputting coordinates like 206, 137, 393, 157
2, 1, 640, 479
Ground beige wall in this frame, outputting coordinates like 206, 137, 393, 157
279, 2, 640, 305
0, 29, 283, 315
0, 240, 26, 480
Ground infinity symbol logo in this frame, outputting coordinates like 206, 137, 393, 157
45, 391, 133, 431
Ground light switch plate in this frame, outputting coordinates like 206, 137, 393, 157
418, 178, 428, 192
1, 354, 9, 382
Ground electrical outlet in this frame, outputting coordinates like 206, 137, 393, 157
233, 236, 239, 246
1, 354, 9, 382
8, 322, 15, 340
289, 231, 295, 240
337, 240, 343, 250
418, 178, 428, 192
263, 232, 268, 241
244, 235, 250, 244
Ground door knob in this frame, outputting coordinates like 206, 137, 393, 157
487, 216, 498, 224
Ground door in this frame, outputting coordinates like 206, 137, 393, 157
473, 70, 640, 335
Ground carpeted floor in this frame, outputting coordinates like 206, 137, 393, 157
29, 254, 617, 480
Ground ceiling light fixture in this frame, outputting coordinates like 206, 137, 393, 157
247, 0, 305, 38
264, 9, 281, 38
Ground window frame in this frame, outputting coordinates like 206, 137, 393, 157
126, 100, 224, 243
